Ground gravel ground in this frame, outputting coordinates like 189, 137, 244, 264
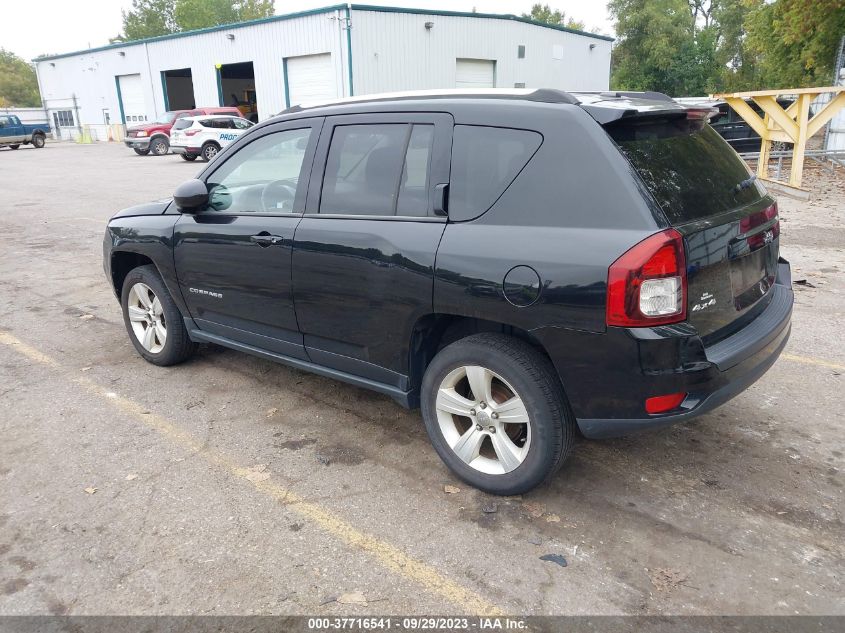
0, 141, 842, 616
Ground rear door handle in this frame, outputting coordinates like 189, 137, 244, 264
250, 233, 285, 247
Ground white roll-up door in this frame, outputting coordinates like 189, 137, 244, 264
286, 54, 337, 107
456, 59, 496, 89
117, 74, 146, 124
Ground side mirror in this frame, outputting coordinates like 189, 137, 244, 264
173, 179, 209, 213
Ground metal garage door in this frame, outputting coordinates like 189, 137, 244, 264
456, 59, 496, 89
117, 74, 146, 124
286, 54, 337, 107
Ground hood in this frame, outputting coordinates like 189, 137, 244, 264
128, 121, 170, 133
110, 199, 172, 220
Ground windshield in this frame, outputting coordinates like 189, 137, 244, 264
607, 117, 765, 224
153, 112, 178, 125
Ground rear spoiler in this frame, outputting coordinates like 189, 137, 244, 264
573, 93, 718, 126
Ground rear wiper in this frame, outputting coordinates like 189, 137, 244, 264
733, 173, 757, 194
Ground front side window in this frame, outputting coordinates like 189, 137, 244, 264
205, 127, 312, 214
320, 123, 435, 217
449, 125, 542, 221
233, 118, 253, 130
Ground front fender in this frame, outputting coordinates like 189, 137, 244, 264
105, 214, 186, 314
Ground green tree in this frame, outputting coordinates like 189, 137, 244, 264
609, 0, 700, 95
117, 0, 275, 41
119, 0, 177, 40
522, 3, 586, 30
0, 49, 41, 107
237, 0, 276, 21
745, 0, 845, 88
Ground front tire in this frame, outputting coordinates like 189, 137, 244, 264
421, 333, 574, 495
133, 148, 150, 156
200, 142, 220, 162
32, 134, 45, 148
121, 265, 196, 366
150, 136, 170, 156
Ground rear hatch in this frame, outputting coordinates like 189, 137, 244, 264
171, 118, 193, 144
582, 95, 780, 342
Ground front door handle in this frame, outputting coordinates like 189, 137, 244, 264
250, 233, 285, 247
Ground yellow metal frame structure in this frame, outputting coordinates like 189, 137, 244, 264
714, 86, 845, 198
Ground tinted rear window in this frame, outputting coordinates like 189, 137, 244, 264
608, 118, 764, 224
172, 119, 193, 130
449, 125, 542, 221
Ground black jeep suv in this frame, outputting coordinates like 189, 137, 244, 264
104, 89, 792, 494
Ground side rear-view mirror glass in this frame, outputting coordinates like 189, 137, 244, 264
173, 179, 209, 213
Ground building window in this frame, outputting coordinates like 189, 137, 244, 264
514, 82, 526, 88
54, 110, 74, 127
518, 45, 526, 59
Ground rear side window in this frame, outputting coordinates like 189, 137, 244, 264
320, 123, 435, 217
448, 125, 542, 221
608, 118, 764, 224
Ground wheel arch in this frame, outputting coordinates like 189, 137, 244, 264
406, 313, 561, 403
110, 251, 157, 297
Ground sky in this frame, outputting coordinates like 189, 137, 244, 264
2, 0, 614, 61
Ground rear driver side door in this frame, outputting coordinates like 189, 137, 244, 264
292, 113, 452, 392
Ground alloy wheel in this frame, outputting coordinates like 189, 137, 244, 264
435, 365, 531, 474
203, 145, 218, 160
152, 139, 168, 155
127, 282, 167, 354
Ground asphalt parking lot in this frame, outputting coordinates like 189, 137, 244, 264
0, 141, 843, 616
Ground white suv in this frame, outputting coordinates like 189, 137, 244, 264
170, 115, 254, 162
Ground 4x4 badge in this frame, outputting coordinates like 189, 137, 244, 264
692, 291, 716, 312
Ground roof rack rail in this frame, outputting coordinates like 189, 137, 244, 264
278, 88, 580, 114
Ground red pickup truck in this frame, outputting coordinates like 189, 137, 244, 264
124, 107, 241, 156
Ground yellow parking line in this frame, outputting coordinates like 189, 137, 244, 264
782, 353, 845, 372
0, 331, 502, 616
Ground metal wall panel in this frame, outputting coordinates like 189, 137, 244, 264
34, 10, 350, 129
33, 7, 612, 132
349, 9, 612, 95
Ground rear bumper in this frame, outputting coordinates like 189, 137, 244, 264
534, 259, 793, 439
170, 144, 200, 156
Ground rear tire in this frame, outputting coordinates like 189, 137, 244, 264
9, 144, 20, 150
150, 136, 169, 156
121, 265, 196, 367
200, 142, 220, 162
180, 154, 197, 161
32, 134, 45, 149
421, 333, 574, 495
133, 148, 150, 156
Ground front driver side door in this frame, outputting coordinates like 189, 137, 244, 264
173, 118, 322, 360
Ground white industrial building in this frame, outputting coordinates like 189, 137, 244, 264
33, 3, 613, 141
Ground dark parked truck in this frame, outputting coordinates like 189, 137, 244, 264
103, 89, 792, 495
0, 115, 50, 149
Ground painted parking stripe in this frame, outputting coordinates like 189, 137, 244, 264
0, 330, 503, 616
782, 353, 845, 372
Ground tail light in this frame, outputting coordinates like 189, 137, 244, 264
741, 202, 779, 250
184, 129, 201, 136
606, 229, 687, 327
